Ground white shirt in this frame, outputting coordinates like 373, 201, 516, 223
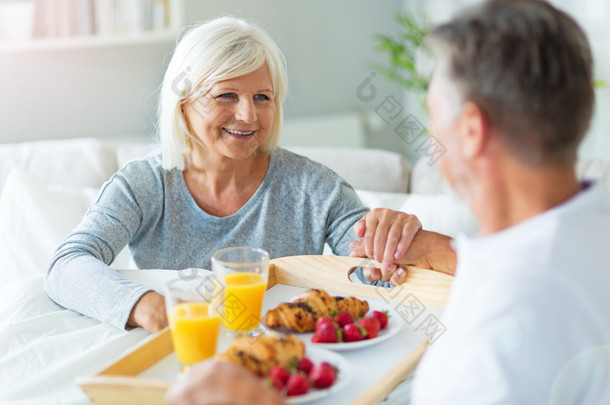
412, 182, 610, 404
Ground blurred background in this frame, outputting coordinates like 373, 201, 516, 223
0, 0, 608, 166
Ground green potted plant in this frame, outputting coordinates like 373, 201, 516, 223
374, 10, 607, 100
372, 10, 431, 108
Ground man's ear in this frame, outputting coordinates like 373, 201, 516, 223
458, 102, 488, 159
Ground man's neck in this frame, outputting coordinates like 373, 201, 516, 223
471, 158, 581, 235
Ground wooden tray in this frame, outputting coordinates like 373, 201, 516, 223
77, 255, 453, 405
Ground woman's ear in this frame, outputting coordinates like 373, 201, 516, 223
458, 101, 489, 159
180, 101, 194, 149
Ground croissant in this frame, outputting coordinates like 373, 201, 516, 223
265, 289, 370, 332
219, 333, 305, 377
335, 296, 369, 319
290, 289, 338, 317
264, 301, 319, 332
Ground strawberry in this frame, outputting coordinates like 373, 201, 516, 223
358, 316, 381, 339
311, 322, 338, 343
333, 311, 354, 328
342, 322, 366, 342
268, 365, 290, 390
297, 357, 314, 374
269, 376, 284, 391
315, 316, 336, 331
370, 310, 389, 329
309, 361, 337, 389
286, 374, 310, 396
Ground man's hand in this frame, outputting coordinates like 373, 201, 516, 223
352, 209, 422, 279
126, 291, 167, 333
350, 229, 457, 284
166, 359, 285, 405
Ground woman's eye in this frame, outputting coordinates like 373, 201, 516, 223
217, 93, 237, 101
254, 94, 270, 101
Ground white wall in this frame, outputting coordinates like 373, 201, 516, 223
0, 1, 407, 154
3, 0, 605, 162
559, 0, 610, 160
182, 1, 396, 114
0, 42, 173, 144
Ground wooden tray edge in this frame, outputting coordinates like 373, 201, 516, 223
77, 375, 171, 405
351, 339, 428, 405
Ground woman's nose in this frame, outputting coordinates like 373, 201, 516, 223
234, 97, 256, 123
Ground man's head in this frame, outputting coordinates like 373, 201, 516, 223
426, 0, 594, 177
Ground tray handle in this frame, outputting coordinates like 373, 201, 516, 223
269, 255, 453, 307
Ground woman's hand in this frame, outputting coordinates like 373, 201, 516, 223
126, 291, 168, 333
351, 209, 422, 281
350, 229, 457, 284
166, 359, 285, 405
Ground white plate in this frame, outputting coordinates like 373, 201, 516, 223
308, 312, 402, 351
286, 346, 352, 404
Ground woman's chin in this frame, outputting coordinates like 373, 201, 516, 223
220, 139, 266, 161
221, 147, 262, 161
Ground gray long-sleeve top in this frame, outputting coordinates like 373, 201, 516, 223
44, 147, 369, 329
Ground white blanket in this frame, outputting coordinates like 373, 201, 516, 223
0, 270, 177, 405
0, 161, 478, 404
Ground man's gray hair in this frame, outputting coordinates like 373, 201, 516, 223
427, 0, 594, 165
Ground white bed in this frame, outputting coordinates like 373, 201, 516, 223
0, 270, 176, 404
0, 137, 481, 404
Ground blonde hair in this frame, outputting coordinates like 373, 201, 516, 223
158, 16, 288, 170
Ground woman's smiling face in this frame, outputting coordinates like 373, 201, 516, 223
185, 63, 275, 163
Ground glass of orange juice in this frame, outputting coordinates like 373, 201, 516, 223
211, 247, 269, 337
165, 270, 223, 369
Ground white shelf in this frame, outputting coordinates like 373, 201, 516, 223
0, 0, 183, 53
0, 31, 176, 52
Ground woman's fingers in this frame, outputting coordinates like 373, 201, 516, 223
353, 217, 366, 238
363, 267, 382, 282
381, 221, 405, 272
351, 240, 407, 284
389, 266, 408, 285
364, 265, 408, 285
363, 213, 380, 259
349, 239, 366, 257
354, 209, 422, 268
372, 212, 393, 263
350, 209, 422, 284
394, 216, 422, 260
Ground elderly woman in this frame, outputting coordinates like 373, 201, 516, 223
44, 17, 420, 333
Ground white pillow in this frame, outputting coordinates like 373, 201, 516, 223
0, 138, 118, 193
116, 143, 159, 169
0, 169, 132, 285
286, 146, 411, 193
355, 189, 479, 238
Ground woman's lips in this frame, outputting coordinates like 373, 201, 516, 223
223, 128, 256, 138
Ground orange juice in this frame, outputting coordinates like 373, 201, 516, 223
169, 302, 221, 366
221, 273, 267, 331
